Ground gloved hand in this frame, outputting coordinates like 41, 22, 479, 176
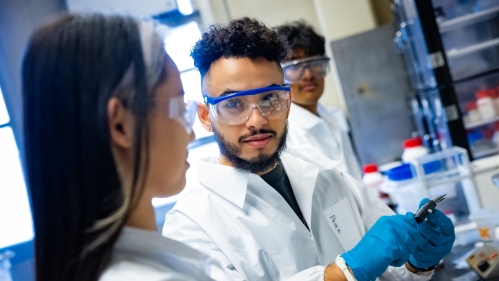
342, 213, 418, 281
408, 198, 455, 269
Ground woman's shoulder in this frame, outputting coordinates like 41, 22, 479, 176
100, 258, 196, 281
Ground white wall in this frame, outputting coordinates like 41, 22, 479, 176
199, 0, 379, 113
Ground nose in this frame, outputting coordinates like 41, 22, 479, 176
302, 67, 312, 80
245, 106, 267, 129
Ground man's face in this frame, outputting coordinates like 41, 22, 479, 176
200, 57, 289, 173
288, 49, 325, 107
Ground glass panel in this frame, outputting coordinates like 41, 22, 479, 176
0, 87, 10, 125
164, 21, 201, 72
0, 127, 33, 249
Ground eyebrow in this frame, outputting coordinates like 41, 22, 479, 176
218, 83, 281, 97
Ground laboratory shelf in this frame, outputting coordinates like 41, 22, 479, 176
465, 115, 499, 129
447, 37, 499, 59
473, 147, 499, 159
439, 5, 499, 33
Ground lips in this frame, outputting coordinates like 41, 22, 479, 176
243, 134, 273, 148
301, 82, 317, 91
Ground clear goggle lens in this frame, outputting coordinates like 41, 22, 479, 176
167, 96, 197, 134
281, 56, 330, 83
209, 90, 290, 125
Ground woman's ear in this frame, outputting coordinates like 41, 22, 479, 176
197, 102, 212, 132
108, 97, 133, 148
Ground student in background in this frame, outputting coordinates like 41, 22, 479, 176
22, 13, 228, 281
277, 21, 362, 181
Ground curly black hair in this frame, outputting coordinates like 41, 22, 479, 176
191, 17, 289, 78
277, 21, 325, 58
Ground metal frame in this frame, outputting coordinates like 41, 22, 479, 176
413, 0, 472, 159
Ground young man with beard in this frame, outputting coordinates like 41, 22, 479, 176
276, 21, 362, 181
162, 18, 454, 281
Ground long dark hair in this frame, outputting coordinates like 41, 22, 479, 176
22, 14, 166, 281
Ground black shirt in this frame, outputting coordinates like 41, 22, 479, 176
260, 162, 309, 229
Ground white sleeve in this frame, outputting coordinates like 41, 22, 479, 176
380, 266, 433, 281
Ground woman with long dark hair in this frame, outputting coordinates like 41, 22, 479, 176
22, 14, 228, 281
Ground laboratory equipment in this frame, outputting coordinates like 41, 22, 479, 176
413, 194, 446, 224
466, 244, 499, 279
469, 207, 499, 242
381, 147, 480, 220
402, 138, 430, 163
393, 0, 499, 160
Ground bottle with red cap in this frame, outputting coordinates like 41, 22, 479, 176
476, 90, 497, 120
466, 101, 481, 124
362, 164, 394, 208
402, 137, 429, 163
362, 164, 383, 190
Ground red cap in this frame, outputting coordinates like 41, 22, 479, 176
489, 89, 499, 99
404, 137, 423, 148
477, 90, 491, 100
363, 164, 378, 173
467, 102, 478, 111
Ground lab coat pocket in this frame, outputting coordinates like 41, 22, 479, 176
323, 197, 362, 251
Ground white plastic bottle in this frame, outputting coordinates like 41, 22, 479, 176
467, 102, 481, 124
362, 164, 383, 190
402, 137, 429, 163
476, 90, 497, 120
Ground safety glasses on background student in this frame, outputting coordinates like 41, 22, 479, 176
281, 56, 330, 83
204, 85, 291, 125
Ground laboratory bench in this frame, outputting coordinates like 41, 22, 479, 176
433, 243, 499, 281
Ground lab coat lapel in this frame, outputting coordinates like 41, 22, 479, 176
280, 152, 318, 230
289, 103, 341, 159
196, 160, 249, 209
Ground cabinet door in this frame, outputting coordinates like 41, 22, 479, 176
330, 24, 415, 166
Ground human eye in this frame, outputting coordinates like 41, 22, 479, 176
223, 99, 243, 110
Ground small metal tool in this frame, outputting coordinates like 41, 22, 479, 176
413, 194, 447, 224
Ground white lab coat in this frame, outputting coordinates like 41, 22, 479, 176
163, 148, 433, 281
287, 103, 363, 181
100, 227, 230, 281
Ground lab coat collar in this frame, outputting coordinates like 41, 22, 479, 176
288, 103, 323, 130
197, 159, 249, 209
196, 150, 341, 222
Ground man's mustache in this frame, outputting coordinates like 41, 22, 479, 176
238, 129, 277, 143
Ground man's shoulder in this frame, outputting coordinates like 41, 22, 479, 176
282, 146, 341, 172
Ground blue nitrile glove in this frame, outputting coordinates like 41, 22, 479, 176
342, 213, 419, 281
408, 198, 455, 269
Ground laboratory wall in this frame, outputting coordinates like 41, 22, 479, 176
0, 0, 67, 151
202, 0, 382, 113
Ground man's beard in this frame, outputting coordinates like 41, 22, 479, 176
212, 122, 288, 174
